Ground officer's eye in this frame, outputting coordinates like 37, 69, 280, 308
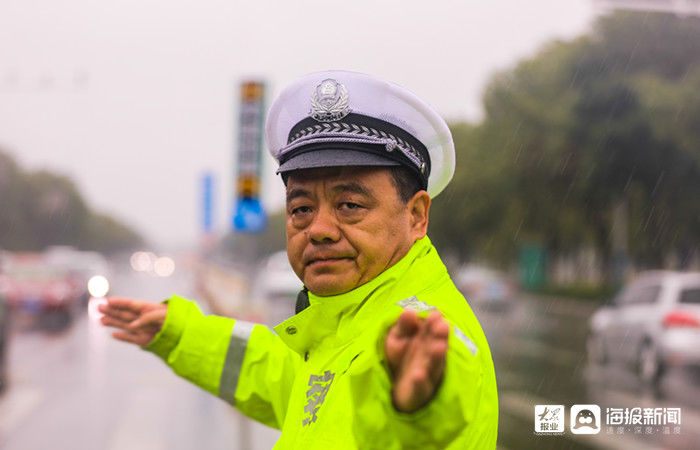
339, 202, 362, 211
291, 206, 312, 215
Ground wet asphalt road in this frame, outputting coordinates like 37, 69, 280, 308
479, 295, 700, 450
0, 266, 280, 450
1, 264, 699, 449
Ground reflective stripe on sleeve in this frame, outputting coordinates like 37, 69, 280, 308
454, 326, 479, 356
218, 320, 255, 405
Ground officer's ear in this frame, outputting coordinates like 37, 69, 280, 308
407, 190, 430, 241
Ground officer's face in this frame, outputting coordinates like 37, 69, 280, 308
285, 166, 430, 296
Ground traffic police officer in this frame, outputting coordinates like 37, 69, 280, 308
100, 70, 499, 449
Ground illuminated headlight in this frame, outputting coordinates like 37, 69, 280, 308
154, 257, 175, 277
130, 251, 156, 272
88, 275, 110, 298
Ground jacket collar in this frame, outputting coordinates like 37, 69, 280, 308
273, 236, 446, 355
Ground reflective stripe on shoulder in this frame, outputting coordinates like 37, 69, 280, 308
454, 326, 479, 356
396, 296, 436, 312
218, 320, 255, 405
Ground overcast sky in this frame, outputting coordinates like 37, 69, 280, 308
0, 0, 594, 249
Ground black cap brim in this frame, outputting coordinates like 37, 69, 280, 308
276, 148, 401, 175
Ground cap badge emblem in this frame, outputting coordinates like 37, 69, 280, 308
310, 79, 350, 122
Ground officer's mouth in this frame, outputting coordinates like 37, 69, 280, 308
306, 256, 354, 267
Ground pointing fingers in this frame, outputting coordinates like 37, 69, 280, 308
98, 304, 138, 323
395, 310, 420, 338
386, 309, 450, 413
129, 309, 167, 330
99, 297, 168, 347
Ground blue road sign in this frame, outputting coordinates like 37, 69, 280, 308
233, 197, 267, 233
202, 173, 214, 233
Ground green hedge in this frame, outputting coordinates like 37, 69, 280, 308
525, 283, 620, 302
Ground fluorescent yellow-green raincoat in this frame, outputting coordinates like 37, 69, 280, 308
145, 237, 498, 448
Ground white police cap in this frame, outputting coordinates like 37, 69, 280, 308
265, 70, 455, 198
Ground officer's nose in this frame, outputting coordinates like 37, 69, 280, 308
308, 205, 341, 244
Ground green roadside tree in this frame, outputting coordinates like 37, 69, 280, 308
429, 11, 700, 277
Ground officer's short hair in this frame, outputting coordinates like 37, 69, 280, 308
389, 166, 422, 204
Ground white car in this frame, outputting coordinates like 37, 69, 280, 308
44, 246, 111, 302
588, 271, 700, 389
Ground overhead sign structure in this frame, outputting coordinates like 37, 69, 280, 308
232, 81, 267, 233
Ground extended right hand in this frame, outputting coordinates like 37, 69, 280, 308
99, 297, 168, 347
385, 310, 449, 413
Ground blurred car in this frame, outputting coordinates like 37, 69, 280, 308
0, 288, 9, 393
455, 265, 517, 310
251, 251, 302, 326
0, 252, 85, 327
44, 246, 111, 302
588, 270, 700, 389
